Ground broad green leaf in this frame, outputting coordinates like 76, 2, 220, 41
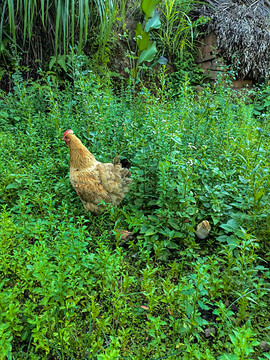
180, 288, 196, 296
147, 215, 159, 221
216, 235, 230, 243
226, 236, 238, 247
255, 188, 264, 201
57, 56, 67, 72
168, 218, 180, 230
157, 56, 168, 64
138, 41, 157, 64
211, 215, 220, 225
166, 241, 178, 249
198, 300, 210, 310
147, 199, 158, 206
218, 355, 239, 360
219, 223, 235, 232
135, 22, 149, 52
6, 183, 20, 189
49, 56, 56, 70
145, 228, 157, 236
144, 11, 161, 32
220, 219, 239, 232
142, 0, 161, 19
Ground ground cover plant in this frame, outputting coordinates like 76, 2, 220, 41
0, 62, 269, 359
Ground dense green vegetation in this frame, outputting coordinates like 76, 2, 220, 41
0, 56, 269, 359
0, 0, 203, 90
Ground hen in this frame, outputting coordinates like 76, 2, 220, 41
62, 129, 132, 214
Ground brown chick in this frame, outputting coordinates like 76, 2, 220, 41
62, 129, 132, 214
196, 220, 211, 239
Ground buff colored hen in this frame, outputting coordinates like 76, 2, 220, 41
62, 129, 132, 214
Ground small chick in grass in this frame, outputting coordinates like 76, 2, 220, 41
62, 129, 132, 214
196, 220, 211, 239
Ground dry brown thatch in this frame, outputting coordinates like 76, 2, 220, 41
194, 0, 270, 81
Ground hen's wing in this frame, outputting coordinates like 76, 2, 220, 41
97, 161, 131, 198
70, 168, 112, 212
70, 160, 131, 213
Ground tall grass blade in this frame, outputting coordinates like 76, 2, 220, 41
78, 0, 84, 53
41, 0, 45, 27
29, 0, 36, 43
46, 0, 49, 23
71, 0, 75, 47
84, 0, 89, 47
0, 1, 8, 48
55, 0, 61, 56
23, 0, 27, 44
63, 0, 69, 54
8, 0, 17, 51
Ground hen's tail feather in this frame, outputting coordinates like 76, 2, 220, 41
121, 167, 131, 177
120, 158, 131, 169
113, 155, 132, 187
113, 155, 132, 170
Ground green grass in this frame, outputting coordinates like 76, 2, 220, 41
0, 65, 269, 359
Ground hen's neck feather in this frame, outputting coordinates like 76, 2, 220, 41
69, 135, 96, 169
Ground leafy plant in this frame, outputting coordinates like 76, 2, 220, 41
219, 325, 261, 360
253, 81, 270, 118
132, 0, 163, 78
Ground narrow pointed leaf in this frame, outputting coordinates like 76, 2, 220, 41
0, 1, 8, 46
29, 0, 36, 42
41, 0, 45, 27
78, 0, 84, 52
71, 0, 75, 47
63, 0, 69, 55
8, 0, 17, 49
55, 0, 61, 56
84, 0, 89, 47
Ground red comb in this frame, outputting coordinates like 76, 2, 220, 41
62, 129, 74, 139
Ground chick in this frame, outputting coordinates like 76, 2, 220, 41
196, 220, 211, 239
